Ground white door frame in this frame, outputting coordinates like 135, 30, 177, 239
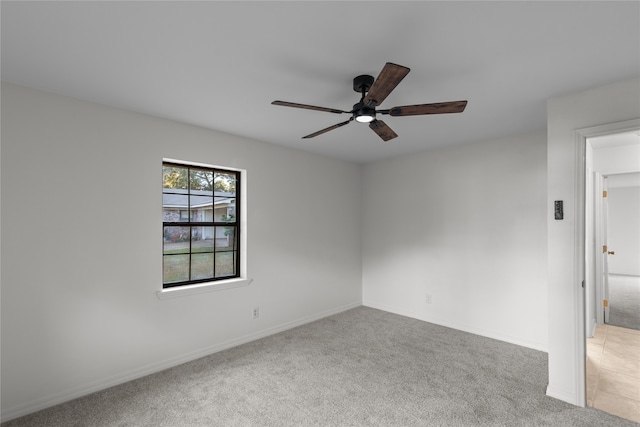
593, 172, 607, 325
574, 118, 640, 406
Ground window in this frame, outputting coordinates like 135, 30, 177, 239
162, 161, 240, 288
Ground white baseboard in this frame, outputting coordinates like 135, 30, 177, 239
1, 301, 362, 423
363, 300, 548, 353
586, 317, 597, 338
546, 384, 581, 406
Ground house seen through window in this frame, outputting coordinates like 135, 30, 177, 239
162, 162, 240, 288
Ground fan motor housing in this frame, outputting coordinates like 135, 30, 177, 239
353, 75, 374, 93
353, 101, 376, 122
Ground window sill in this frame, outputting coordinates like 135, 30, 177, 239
156, 278, 253, 300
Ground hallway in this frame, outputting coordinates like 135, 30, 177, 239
587, 324, 640, 423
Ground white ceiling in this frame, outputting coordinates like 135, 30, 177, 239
2, 1, 639, 164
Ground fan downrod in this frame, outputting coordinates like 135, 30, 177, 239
353, 75, 374, 94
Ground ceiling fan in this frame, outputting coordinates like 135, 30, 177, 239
272, 62, 467, 141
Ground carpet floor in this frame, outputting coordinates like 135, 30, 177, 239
608, 275, 640, 331
3, 307, 637, 426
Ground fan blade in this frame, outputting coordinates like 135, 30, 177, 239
272, 101, 349, 114
302, 119, 353, 139
384, 100, 468, 116
363, 63, 410, 107
369, 120, 398, 142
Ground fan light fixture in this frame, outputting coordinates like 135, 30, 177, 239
355, 108, 376, 123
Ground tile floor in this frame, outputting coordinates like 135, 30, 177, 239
587, 324, 640, 423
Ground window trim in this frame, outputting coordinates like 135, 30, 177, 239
157, 158, 249, 299
156, 278, 253, 299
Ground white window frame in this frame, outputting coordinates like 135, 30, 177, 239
157, 158, 251, 299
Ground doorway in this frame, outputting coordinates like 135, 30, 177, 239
586, 131, 640, 333
583, 128, 640, 421
605, 175, 640, 330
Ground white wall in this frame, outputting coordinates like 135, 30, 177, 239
593, 144, 640, 174
362, 131, 548, 351
546, 77, 640, 405
0, 83, 363, 420
608, 186, 640, 276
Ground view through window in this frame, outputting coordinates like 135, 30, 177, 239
162, 162, 240, 288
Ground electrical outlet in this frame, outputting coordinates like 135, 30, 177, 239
253, 306, 260, 319
425, 294, 432, 304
